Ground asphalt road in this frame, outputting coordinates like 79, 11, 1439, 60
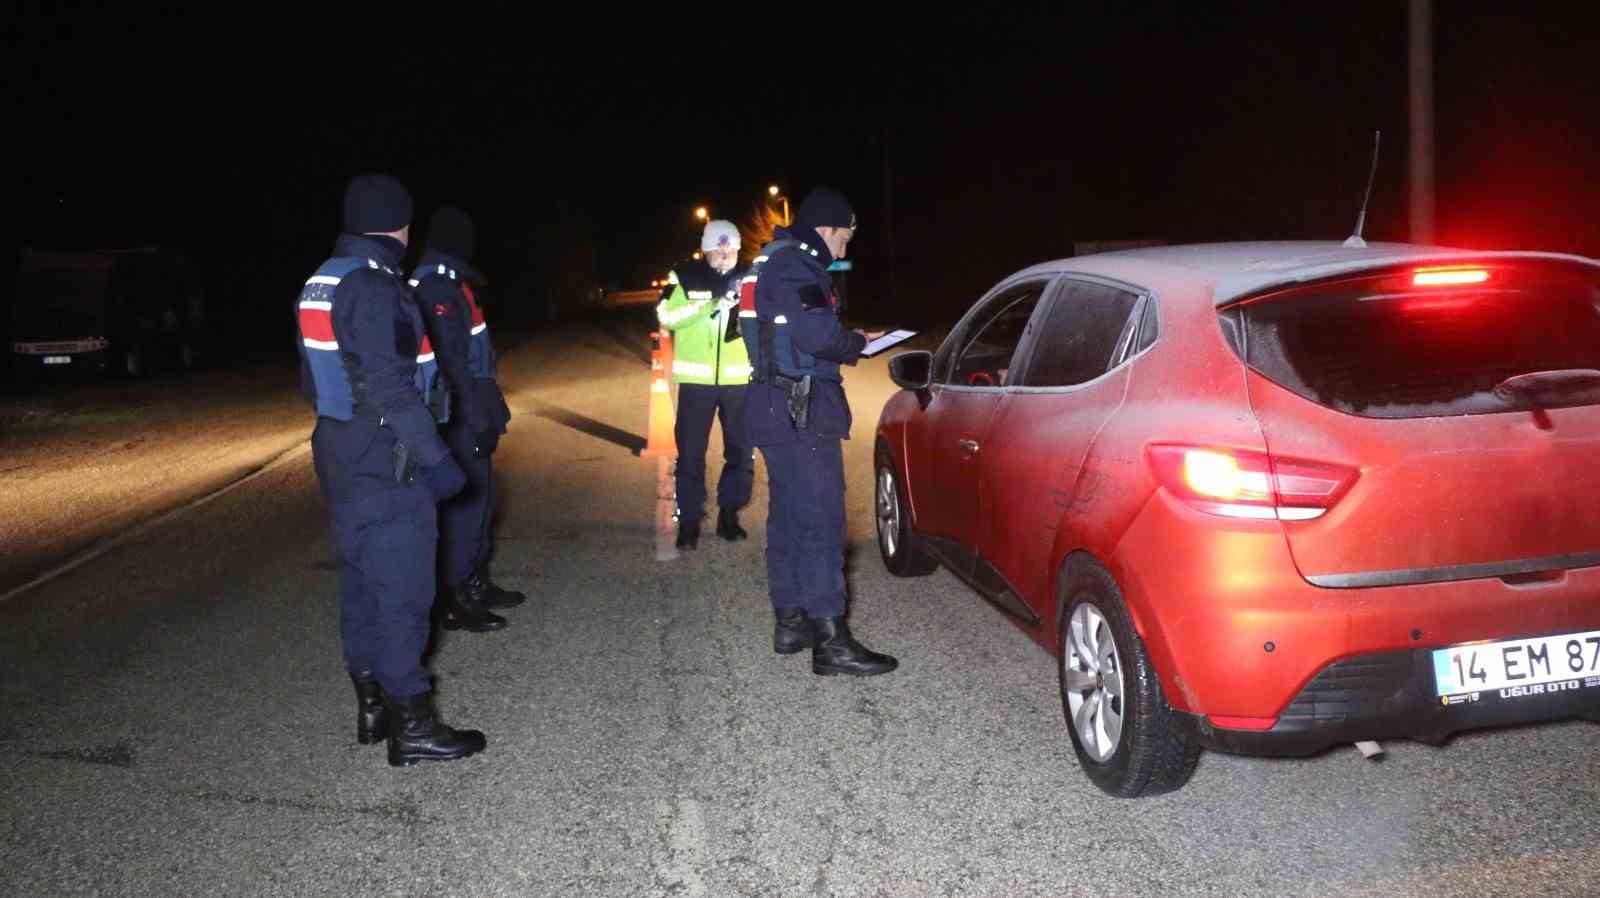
3, 309, 1599, 897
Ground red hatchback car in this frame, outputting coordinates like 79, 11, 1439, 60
873, 241, 1600, 797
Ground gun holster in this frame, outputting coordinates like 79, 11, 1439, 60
775, 374, 813, 430
392, 440, 417, 485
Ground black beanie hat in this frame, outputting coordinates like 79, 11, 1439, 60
342, 173, 412, 234
426, 206, 476, 261
792, 187, 857, 233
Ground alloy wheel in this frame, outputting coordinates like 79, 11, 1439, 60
876, 467, 899, 560
1064, 600, 1125, 761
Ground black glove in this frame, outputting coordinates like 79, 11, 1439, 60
418, 456, 467, 501
474, 429, 500, 457
475, 379, 511, 431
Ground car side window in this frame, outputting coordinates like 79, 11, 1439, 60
1020, 281, 1141, 387
943, 282, 1048, 388
1135, 296, 1159, 353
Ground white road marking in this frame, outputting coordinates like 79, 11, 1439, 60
0, 442, 311, 604
654, 796, 708, 897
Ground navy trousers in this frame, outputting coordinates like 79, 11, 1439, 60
328, 484, 437, 699
439, 418, 494, 588
758, 433, 847, 618
674, 383, 753, 523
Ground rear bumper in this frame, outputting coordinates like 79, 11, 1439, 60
1112, 490, 1600, 724
12, 346, 110, 375
1173, 647, 1600, 757
12, 338, 110, 356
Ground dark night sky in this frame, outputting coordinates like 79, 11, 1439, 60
9, 2, 1598, 343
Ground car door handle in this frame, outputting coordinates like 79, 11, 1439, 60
957, 438, 981, 456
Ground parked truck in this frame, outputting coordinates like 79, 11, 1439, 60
9, 246, 207, 383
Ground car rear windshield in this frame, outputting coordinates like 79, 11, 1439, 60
1224, 261, 1600, 418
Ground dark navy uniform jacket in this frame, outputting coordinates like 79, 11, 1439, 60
744, 226, 867, 446
303, 234, 452, 504
411, 249, 510, 448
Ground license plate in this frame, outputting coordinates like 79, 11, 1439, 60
1434, 629, 1600, 697
43, 356, 71, 365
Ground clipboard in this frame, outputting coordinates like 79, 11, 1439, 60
859, 329, 918, 358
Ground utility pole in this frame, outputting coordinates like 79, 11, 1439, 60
1409, 0, 1435, 243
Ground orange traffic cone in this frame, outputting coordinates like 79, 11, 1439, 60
641, 330, 677, 458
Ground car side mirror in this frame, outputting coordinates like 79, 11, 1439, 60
888, 350, 933, 390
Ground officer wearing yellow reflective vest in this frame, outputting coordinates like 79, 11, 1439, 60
655, 219, 754, 550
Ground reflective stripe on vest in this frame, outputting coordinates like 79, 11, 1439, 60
296, 257, 370, 420
658, 296, 710, 327
410, 264, 495, 381
297, 256, 439, 422
672, 359, 713, 378
461, 281, 495, 379
401, 264, 450, 420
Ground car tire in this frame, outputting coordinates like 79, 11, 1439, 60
1057, 556, 1198, 797
875, 442, 939, 577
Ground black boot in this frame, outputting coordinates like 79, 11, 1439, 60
811, 617, 899, 676
385, 692, 486, 767
716, 507, 748, 541
471, 567, 526, 609
441, 579, 508, 632
349, 670, 388, 745
675, 518, 700, 550
773, 608, 814, 655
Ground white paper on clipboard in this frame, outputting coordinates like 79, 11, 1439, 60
859, 329, 918, 358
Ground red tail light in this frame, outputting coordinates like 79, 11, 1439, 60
1147, 445, 1358, 521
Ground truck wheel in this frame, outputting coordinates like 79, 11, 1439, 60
13, 358, 37, 389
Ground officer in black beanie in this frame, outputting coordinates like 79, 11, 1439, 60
411, 206, 523, 633
295, 173, 487, 766
741, 187, 897, 676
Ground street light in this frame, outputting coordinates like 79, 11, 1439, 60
694, 206, 708, 221
767, 185, 789, 226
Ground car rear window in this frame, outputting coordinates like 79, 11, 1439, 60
1226, 261, 1600, 418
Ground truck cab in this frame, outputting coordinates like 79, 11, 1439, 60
10, 247, 206, 383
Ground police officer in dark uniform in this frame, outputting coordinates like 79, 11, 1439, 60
742, 187, 897, 676
295, 173, 486, 766
410, 206, 522, 633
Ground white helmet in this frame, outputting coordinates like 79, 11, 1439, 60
701, 220, 741, 252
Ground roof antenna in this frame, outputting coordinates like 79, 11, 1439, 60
1343, 130, 1381, 248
